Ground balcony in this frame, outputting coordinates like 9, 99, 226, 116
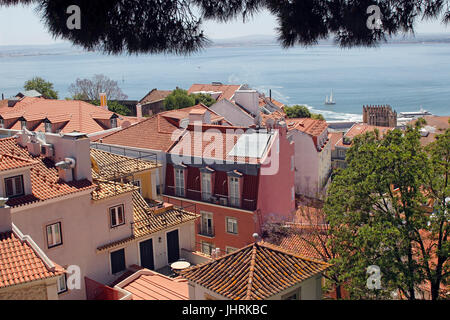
165, 186, 257, 211
197, 221, 215, 238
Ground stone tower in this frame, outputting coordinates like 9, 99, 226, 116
362, 105, 397, 127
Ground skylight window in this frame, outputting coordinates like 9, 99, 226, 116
228, 132, 273, 159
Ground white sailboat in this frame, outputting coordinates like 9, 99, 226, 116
324, 90, 336, 105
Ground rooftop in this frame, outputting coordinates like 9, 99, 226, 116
188, 83, 241, 101
286, 118, 328, 137
0, 226, 64, 289
0, 97, 138, 134
181, 241, 330, 300
97, 191, 199, 251
115, 269, 189, 300
409, 115, 450, 146
335, 123, 393, 148
139, 89, 172, 105
0, 137, 94, 208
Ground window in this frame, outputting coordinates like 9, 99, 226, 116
57, 275, 67, 294
175, 168, 185, 197
200, 212, 214, 237
110, 118, 118, 128
4, 175, 24, 198
201, 173, 212, 201
132, 180, 142, 195
229, 177, 240, 207
201, 241, 215, 256
44, 122, 52, 133
226, 217, 238, 234
226, 247, 238, 254
20, 120, 27, 130
0, 119, 4, 128
46, 222, 62, 248
110, 205, 125, 227
110, 249, 126, 274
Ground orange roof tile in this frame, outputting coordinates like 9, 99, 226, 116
0, 153, 37, 172
95, 113, 183, 152
162, 104, 228, 124
181, 241, 330, 300
188, 84, 241, 101
0, 230, 64, 289
286, 118, 328, 137
0, 97, 138, 134
409, 116, 450, 146
279, 232, 328, 262
117, 269, 189, 300
0, 137, 94, 208
335, 123, 393, 148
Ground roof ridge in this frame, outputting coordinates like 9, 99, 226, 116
244, 243, 258, 300
95, 113, 159, 141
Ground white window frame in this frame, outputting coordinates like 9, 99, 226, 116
175, 168, 185, 197
226, 217, 238, 235
57, 274, 67, 294
46, 222, 62, 248
4, 175, 24, 198
201, 211, 214, 236
110, 118, 118, 128
110, 204, 125, 228
229, 176, 240, 207
201, 172, 212, 201
44, 122, 52, 133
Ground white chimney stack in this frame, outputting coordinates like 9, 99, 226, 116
136, 103, 143, 120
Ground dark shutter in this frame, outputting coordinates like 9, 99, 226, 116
214, 171, 228, 197
242, 174, 259, 211
186, 167, 200, 200
110, 249, 126, 274
165, 164, 175, 195
139, 239, 155, 270
167, 230, 180, 263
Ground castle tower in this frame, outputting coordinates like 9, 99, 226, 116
362, 105, 397, 127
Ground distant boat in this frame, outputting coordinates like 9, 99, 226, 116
324, 90, 336, 105
399, 106, 432, 118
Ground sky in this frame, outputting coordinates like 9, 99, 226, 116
0, 4, 448, 46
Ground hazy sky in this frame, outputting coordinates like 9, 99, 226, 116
0, 5, 448, 46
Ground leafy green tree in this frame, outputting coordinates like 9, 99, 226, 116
324, 126, 449, 300
24, 77, 58, 99
163, 88, 196, 110
191, 93, 216, 107
91, 100, 131, 116
285, 105, 312, 118
311, 113, 325, 120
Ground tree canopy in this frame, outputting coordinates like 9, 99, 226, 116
324, 126, 449, 300
90, 100, 130, 116
24, 76, 58, 99
1, 0, 448, 54
163, 88, 216, 110
285, 104, 324, 120
68, 74, 128, 101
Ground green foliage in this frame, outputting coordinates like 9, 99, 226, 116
285, 104, 324, 120
324, 127, 449, 300
163, 88, 217, 110
24, 77, 58, 99
285, 105, 312, 118
91, 100, 131, 116
191, 93, 216, 107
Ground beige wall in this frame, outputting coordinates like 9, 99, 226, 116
0, 278, 59, 300
11, 191, 135, 300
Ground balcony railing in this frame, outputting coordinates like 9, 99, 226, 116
197, 221, 215, 238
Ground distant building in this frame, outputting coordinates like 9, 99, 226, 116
363, 105, 397, 127
15, 90, 43, 99
408, 115, 450, 146
138, 89, 172, 116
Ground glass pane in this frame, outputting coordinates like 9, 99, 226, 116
5, 179, 13, 197
47, 226, 53, 246
118, 206, 124, 224
54, 224, 61, 244
14, 177, 23, 195
111, 208, 117, 226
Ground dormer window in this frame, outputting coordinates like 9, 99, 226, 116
175, 168, 185, 197
201, 172, 212, 201
45, 122, 52, 133
0, 118, 4, 128
110, 118, 118, 128
21, 120, 27, 130
229, 176, 240, 207
4, 175, 24, 198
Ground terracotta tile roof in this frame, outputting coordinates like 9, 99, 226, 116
0, 137, 94, 208
90, 148, 160, 181
279, 232, 328, 262
91, 180, 138, 201
117, 269, 189, 300
0, 153, 37, 172
259, 97, 285, 108
97, 192, 199, 251
0, 97, 138, 134
168, 125, 271, 164
0, 230, 64, 289
335, 123, 393, 148
328, 131, 343, 151
286, 118, 328, 137
181, 241, 330, 300
162, 104, 228, 124
409, 116, 450, 146
188, 84, 241, 101
260, 110, 286, 125
139, 89, 172, 105
95, 113, 183, 152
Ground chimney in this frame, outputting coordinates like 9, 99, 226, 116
0, 198, 11, 233
136, 103, 143, 120
56, 158, 75, 182
99, 92, 108, 110
269, 89, 272, 102
189, 108, 210, 124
